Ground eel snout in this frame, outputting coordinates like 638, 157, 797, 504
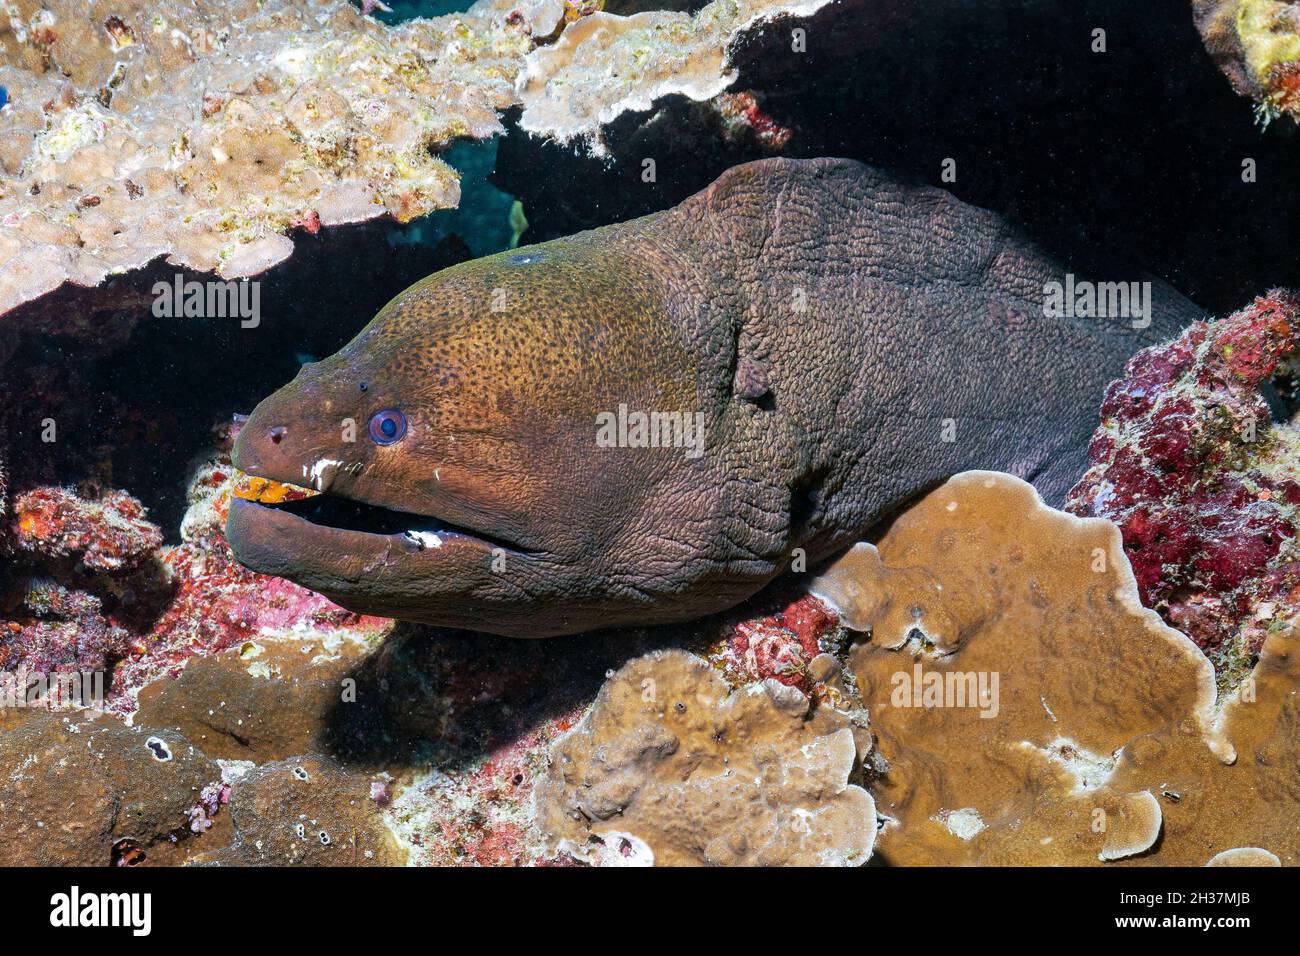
227, 383, 601, 634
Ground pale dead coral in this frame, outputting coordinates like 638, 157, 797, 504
472, 0, 568, 35
535, 648, 876, 866
515, 0, 831, 148
0, 0, 832, 314
810, 471, 1300, 866
0, 0, 531, 313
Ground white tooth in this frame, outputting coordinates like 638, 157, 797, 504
404, 530, 443, 550
308, 458, 342, 491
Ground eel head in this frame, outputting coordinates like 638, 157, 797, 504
227, 242, 772, 636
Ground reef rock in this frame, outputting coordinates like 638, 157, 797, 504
0, 713, 219, 866
134, 632, 369, 764
188, 755, 406, 866
9, 485, 162, 572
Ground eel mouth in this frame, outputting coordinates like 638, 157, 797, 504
252, 492, 523, 552
229, 471, 525, 555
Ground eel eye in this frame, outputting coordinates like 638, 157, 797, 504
368, 409, 406, 445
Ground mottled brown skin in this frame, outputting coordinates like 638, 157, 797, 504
228, 157, 1203, 637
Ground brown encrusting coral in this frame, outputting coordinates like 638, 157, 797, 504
187, 755, 407, 866
1067, 291, 1300, 692
811, 471, 1299, 866
534, 648, 876, 866
0, 713, 220, 866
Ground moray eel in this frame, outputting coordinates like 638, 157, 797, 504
227, 157, 1203, 637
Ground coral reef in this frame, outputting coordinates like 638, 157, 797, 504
386, 706, 581, 867
535, 648, 875, 866
0, 0, 527, 313
373, 585, 855, 865
3, 454, 1294, 867
714, 90, 794, 150
1193, 0, 1300, 120
0, 452, 866, 867
5, 0, 1299, 873
1, 424, 618, 865
3, 268, 1296, 869
0, 0, 832, 315
812, 471, 1299, 866
0, 422, 392, 712
1067, 291, 1300, 691
9, 486, 162, 572
515, 0, 829, 148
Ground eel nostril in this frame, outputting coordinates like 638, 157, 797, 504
269, 425, 286, 445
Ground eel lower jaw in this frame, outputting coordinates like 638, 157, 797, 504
225, 491, 534, 587
225, 495, 577, 634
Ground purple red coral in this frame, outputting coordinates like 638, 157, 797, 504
1067, 291, 1300, 686
187, 781, 230, 834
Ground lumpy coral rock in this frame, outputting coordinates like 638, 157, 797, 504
9, 485, 162, 571
535, 648, 876, 866
1066, 291, 1300, 690
812, 471, 1300, 866
1, 485, 160, 674
134, 632, 370, 763
1194, 0, 1300, 120
188, 755, 406, 866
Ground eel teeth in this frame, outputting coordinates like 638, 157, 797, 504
403, 529, 444, 550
